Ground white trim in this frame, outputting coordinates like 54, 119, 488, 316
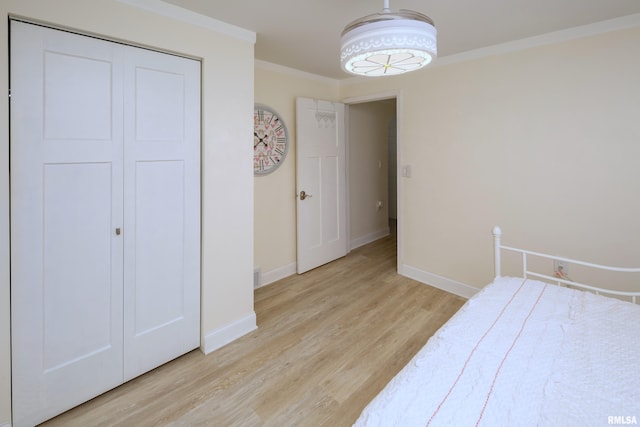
116, 0, 256, 43
343, 90, 399, 105
350, 227, 390, 251
339, 13, 640, 81
436, 13, 640, 67
344, 106, 351, 255
255, 60, 339, 85
343, 90, 403, 274
201, 312, 257, 355
394, 95, 403, 275
0, 422, 11, 427
401, 264, 479, 299
258, 262, 297, 288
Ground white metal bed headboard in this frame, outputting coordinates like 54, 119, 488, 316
493, 226, 640, 304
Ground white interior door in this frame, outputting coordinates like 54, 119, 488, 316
296, 97, 347, 273
10, 21, 201, 426
10, 21, 125, 427
122, 44, 201, 380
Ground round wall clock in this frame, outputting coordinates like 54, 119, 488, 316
254, 104, 289, 176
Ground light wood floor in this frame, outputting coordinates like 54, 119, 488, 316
42, 230, 465, 427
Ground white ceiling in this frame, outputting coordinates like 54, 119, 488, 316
164, 0, 640, 80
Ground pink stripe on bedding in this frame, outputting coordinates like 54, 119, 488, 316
426, 279, 548, 427
474, 282, 548, 426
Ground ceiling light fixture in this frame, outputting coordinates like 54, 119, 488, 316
340, 0, 437, 77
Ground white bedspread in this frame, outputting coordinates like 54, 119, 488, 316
354, 277, 640, 427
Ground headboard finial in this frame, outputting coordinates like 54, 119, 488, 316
493, 226, 502, 237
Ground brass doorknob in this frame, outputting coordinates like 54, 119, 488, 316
299, 190, 313, 200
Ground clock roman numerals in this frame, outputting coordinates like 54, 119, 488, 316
254, 105, 288, 175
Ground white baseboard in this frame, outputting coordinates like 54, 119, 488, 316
202, 312, 257, 355
256, 228, 390, 289
401, 264, 479, 299
1, 422, 11, 427
350, 227, 390, 250
257, 262, 296, 288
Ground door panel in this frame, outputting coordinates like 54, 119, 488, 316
322, 156, 340, 242
43, 163, 115, 371
296, 97, 347, 273
123, 46, 201, 380
43, 51, 113, 140
134, 67, 185, 142
300, 156, 323, 248
133, 160, 185, 334
10, 21, 124, 427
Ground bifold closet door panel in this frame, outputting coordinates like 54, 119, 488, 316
10, 21, 125, 427
10, 21, 201, 427
122, 46, 201, 380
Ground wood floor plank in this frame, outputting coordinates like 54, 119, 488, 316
41, 230, 466, 426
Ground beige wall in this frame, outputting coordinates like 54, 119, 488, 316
254, 63, 339, 283
1, 1, 255, 424
348, 102, 396, 246
340, 27, 640, 292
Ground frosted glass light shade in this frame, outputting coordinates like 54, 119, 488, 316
341, 10, 437, 77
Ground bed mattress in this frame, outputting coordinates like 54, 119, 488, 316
354, 277, 640, 427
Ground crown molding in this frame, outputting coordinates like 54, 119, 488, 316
255, 59, 340, 86
112, 6, 640, 80
116, 0, 256, 43
435, 13, 640, 67
338, 13, 640, 82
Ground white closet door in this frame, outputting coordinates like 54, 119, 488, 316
122, 45, 201, 380
10, 21, 125, 427
10, 21, 201, 427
